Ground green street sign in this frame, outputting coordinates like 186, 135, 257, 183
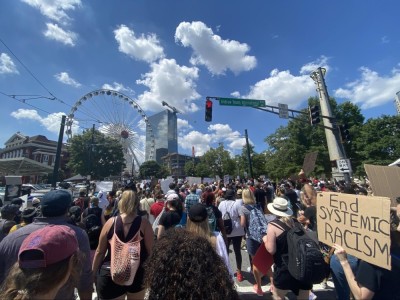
218, 97, 266, 107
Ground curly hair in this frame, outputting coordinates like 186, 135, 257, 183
144, 228, 239, 300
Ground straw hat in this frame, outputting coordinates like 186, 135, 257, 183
267, 197, 293, 217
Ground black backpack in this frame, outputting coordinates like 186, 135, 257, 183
274, 219, 327, 284
222, 201, 234, 234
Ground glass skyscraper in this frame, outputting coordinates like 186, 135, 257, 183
145, 109, 178, 163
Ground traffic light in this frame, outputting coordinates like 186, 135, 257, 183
339, 124, 351, 143
308, 105, 321, 125
205, 98, 212, 122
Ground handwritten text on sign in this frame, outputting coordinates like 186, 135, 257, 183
317, 192, 391, 270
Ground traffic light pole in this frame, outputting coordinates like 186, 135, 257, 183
310, 67, 351, 182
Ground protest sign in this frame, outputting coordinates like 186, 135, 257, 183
160, 177, 174, 194
317, 192, 391, 270
186, 176, 202, 186
302, 152, 318, 175
364, 164, 400, 206
202, 177, 215, 184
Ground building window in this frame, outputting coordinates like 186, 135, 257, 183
43, 155, 49, 162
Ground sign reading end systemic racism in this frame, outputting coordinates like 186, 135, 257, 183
317, 192, 392, 270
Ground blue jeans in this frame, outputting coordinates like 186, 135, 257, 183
330, 254, 358, 300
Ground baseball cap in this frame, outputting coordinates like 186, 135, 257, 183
166, 193, 179, 202
18, 225, 78, 268
11, 198, 25, 206
41, 190, 72, 217
1, 204, 20, 216
188, 204, 208, 223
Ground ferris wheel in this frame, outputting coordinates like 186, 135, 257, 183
65, 89, 156, 175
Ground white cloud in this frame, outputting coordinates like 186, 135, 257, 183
11, 109, 78, 135
381, 36, 390, 44
136, 58, 200, 112
102, 82, 134, 95
0, 53, 19, 74
55, 71, 81, 87
21, 0, 81, 25
179, 123, 247, 156
175, 21, 257, 75
177, 118, 193, 132
300, 55, 330, 75
334, 66, 400, 109
233, 56, 332, 109
114, 25, 165, 63
44, 23, 77, 46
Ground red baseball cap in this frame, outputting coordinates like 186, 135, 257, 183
18, 225, 78, 268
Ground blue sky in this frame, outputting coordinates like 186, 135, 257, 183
1, 0, 399, 160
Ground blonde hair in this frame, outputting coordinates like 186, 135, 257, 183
186, 219, 216, 249
242, 189, 256, 205
279, 216, 294, 228
118, 190, 139, 215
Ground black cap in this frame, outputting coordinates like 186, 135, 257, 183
225, 189, 235, 200
11, 198, 24, 205
41, 190, 72, 217
188, 204, 208, 223
1, 204, 20, 216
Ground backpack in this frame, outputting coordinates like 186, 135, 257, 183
206, 206, 217, 232
110, 216, 142, 286
83, 212, 102, 250
222, 201, 235, 235
245, 204, 268, 243
274, 219, 327, 284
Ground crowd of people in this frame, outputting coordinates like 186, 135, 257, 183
0, 174, 398, 300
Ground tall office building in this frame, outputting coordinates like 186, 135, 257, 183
145, 109, 178, 164
395, 91, 400, 115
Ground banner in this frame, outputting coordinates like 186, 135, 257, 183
317, 192, 391, 270
186, 176, 202, 186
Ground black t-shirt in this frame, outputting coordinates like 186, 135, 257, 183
254, 188, 266, 208
159, 210, 182, 230
355, 252, 400, 300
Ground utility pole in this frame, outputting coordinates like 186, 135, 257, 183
245, 129, 254, 179
310, 67, 351, 182
51, 115, 66, 188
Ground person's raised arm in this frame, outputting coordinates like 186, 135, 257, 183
333, 244, 375, 300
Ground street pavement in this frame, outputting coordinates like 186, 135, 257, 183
229, 246, 337, 300
83, 243, 337, 300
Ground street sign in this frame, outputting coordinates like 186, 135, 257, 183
278, 103, 289, 119
336, 159, 351, 173
219, 97, 266, 107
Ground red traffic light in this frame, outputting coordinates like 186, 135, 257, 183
205, 98, 212, 122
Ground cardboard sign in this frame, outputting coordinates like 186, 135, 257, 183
364, 164, 400, 206
302, 152, 318, 175
317, 192, 391, 270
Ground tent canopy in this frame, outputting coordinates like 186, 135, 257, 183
64, 174, 87, 181
0, 158, 53, 175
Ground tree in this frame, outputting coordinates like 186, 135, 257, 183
263, 97, 365, 179
353, 115, 400, 174
67, 130, 125, 179
139, 160, 163, 179
199, 144, 236, 178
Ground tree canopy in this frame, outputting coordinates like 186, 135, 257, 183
67, 129, 125, 179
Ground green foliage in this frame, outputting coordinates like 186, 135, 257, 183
67, 130, 125, 179
263, 97, 368, 178
139, 160, 164, 179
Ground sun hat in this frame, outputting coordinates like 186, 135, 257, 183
267, 197, 293, 217
18, 225, 78, 268
188, 204, 208, 223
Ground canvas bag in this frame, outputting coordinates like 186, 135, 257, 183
273, 219, 327, 284
110, 216, 142, 286
245, 204, 268, 243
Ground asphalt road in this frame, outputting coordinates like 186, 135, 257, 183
229, 246, 337, 300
